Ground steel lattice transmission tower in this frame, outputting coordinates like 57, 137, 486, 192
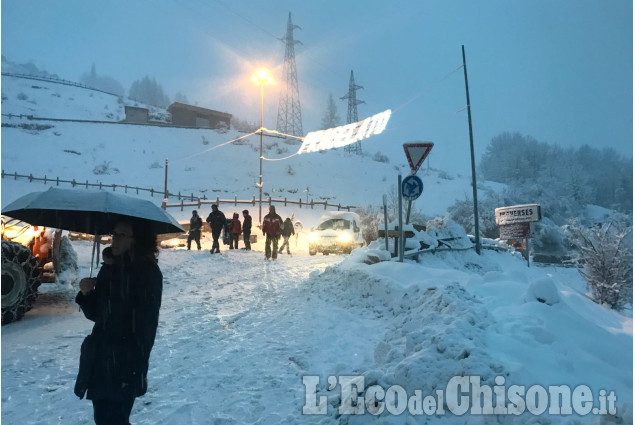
276, 12, 303, 141
340, 70, 365, 154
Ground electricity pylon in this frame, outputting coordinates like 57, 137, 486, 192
341, 70, 365, 154
276, 12, 303, 141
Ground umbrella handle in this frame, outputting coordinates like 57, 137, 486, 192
89, 234, 101, 278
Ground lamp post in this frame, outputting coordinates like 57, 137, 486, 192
252, 68, 273, 224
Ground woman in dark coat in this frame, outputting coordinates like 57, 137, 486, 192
75, 217, 163, 425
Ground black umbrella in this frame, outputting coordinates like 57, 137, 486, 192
2, 188, 183, 235
2, 188, 184, 274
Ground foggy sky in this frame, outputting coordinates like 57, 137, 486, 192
1, 0, 632, 174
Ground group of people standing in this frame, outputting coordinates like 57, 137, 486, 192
186, 205, 252, 253
186, 204, 294, 260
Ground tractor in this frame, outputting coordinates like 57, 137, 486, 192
1, 216, 77, 324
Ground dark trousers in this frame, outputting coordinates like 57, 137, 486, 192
265, 234, 279, 259
279, 236, 291, 253
187, 230, 201, 250
92, 398, 135, 425
243, 231, 251, 250
230, 234, 239, 249
211, 230, 221, 253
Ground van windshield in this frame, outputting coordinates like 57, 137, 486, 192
316, 219, 350, 231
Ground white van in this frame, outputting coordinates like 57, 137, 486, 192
308, 211, 364, 255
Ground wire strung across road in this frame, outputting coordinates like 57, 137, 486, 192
392, 64, 465, 114
173, 127, 304, 164
172, 130, 260, 163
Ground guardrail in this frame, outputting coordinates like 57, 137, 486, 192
1, 170, 356, 212
2, 170, 170, 199
2, 72, 134, 101
164, 196, 355, 212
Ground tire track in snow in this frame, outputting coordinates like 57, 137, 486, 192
138, 250, 342, 424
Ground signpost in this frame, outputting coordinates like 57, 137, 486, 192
401, 175, 423, 201
401, 175, 423, 223
402, 142, 433, 226
495, 204, 541, 266
498, 222, 532, 240
495, 204, 541, 225
392, 143, 434, 262
403, 142, 434, 174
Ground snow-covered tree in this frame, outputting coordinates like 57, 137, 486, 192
320, 93, 341, 130
355, 205, 382, 244
128, 76, 170, 108
79, 63, 125, 96
479, 132, 632, 215
2, 55, 60, 79
174, 92, 189, 104
447, 188, 508, 239
231, 117, 258, 132
567, 217, 633, 310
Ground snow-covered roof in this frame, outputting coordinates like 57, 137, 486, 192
317, 211, 361, 224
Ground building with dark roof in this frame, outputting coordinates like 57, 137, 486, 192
167, 102, 232, 129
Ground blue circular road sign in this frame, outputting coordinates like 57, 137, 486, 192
402, 175, 423, 200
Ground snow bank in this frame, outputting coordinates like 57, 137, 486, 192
298, 247, 633, 423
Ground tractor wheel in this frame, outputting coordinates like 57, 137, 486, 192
1, 241, 41, 325
309, 248, 317, 256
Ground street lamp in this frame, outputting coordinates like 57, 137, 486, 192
251, 68, 274, 224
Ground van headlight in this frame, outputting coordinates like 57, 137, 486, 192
308, 232, 319, 243
338, 233, 351, 242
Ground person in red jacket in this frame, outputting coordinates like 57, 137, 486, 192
262, 205, 283, 260
229, 213, 241, 250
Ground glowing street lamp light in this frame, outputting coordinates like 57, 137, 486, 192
252, 67, 274, 224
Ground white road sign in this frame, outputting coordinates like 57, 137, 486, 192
499, 222, 533, 239
495, 204, 541, 225
403, 142, 433, 174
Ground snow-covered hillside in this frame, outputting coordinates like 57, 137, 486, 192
0, 74, 502, 227
1, 74, 125, 121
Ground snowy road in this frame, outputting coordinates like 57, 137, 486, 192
1, 244, 386, 424
2, 240, 632, 425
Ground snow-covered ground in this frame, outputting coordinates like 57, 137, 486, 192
1, 73, 632, 424
2, 240, 632, 424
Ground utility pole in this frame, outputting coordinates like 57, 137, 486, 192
341, 70, 365, 154
162, 159, 168, 210
462, 45, 481, 254
276, 12, 303, 139
259, 83, 264, 224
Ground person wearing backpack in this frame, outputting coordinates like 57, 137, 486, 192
278, 217, 295, 255
262, 205, 283, 260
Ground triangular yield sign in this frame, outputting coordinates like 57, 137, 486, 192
403, 142, 434, 173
